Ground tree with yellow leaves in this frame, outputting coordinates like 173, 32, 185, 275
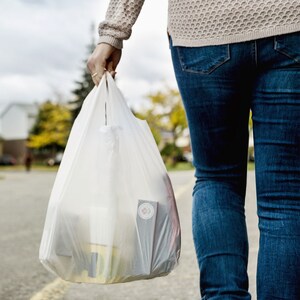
27, 101, 72, 153
135, 87, 188, 165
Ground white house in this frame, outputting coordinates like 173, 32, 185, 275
0, 103, 38, 163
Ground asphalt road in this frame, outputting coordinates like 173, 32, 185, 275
0, 170, 258, 300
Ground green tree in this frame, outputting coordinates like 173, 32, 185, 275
69, 32, 96, 122
27, 101, 72, 153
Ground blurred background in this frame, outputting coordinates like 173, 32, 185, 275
0, 1, 257, 299
0, 0, 199, 171
0, 0, 255, 170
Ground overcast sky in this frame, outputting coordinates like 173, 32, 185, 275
0, 0, 176, 109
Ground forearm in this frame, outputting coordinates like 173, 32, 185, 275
98, 0, 145, 49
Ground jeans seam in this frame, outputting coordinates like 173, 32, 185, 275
254, 40, 258, 67
251, 40, 257, 68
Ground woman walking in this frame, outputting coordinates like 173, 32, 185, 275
87, 1, 300, 299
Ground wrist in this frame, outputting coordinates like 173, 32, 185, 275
97, 36, 123, 50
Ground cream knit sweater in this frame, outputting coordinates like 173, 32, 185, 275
98, 0, 300, 49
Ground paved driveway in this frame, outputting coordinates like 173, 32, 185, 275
0, 170, 259, 300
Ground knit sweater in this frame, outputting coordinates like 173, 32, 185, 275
98, 0, 300, 49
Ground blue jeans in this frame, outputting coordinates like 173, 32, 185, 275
169, 31, 300, 299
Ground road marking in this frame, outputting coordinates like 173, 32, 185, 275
30, 278, 71, 300
30, 176, 194, 300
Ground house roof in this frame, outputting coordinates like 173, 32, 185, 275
0, 102, 39, 141
0, 102, 38, 118
0, 103, 9, 117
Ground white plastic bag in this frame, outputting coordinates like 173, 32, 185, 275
39, 72, 181, 284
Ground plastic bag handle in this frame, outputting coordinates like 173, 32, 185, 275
103, 72, 145, 122
97, 71, 110, 125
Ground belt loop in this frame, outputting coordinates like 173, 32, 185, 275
254, 40, 258, 66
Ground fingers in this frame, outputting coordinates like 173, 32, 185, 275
87, 58, 105, 86
87, 43, 122, 85
93, 67, 105, 86
111, 48, 122, 70
107, 61, 117, 78
109, 49, 122, 79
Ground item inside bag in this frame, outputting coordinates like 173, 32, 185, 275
52, 197, 175, 283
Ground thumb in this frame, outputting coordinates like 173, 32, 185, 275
107, 61, 116, 78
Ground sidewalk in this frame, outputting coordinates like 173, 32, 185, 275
59, 171, 259, 300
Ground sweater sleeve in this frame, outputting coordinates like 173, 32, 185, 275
98, 0, 145, 49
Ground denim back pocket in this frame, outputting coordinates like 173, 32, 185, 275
176, 44, 230, 74
274, 31, 300, 64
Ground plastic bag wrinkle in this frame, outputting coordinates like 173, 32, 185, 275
39, 72, 181, 284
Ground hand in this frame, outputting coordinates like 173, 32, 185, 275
87, 43, 122, 86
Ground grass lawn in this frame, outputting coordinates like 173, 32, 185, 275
167, 161, 255, 172
166, 162, 194, 171
0, 162, 255, 173
248, 162, 255, 171
0, 164, 59, 172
